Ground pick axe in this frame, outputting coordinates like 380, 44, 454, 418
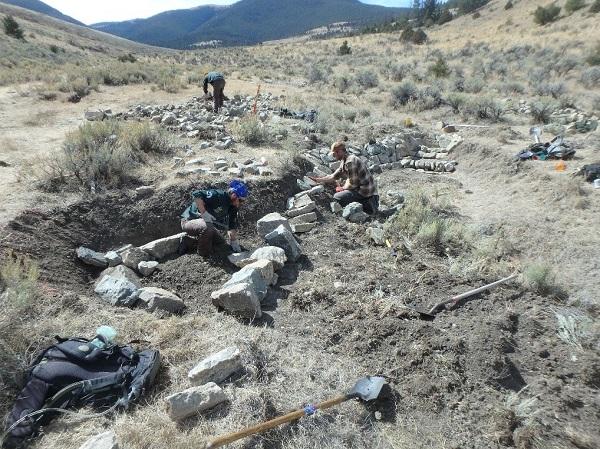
205, 376, 386, 448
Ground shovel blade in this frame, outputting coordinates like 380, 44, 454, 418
349, 376, 385, 401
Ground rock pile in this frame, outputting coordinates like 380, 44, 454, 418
304, 130, 461, 175
175, 156, 272, 179
515, 102, 599, 135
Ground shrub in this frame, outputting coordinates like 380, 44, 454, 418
354, 71, 379, 89
307, 65, 328, 83
383, 62, 411, 82
529, 98, 557, 124
472, 11, 481, 19
407, 86, 443, 112
534, 5, 561, 25
49, 44, 61, 54
337, 40, 352, 56
463, 97, 505, 122
234, 115, 270, 146
581, 67, 600, 88
586, 43, 600, 65
411, 29, 428, 45
429, 57, 450, 78
446, 92, 467, 113
118, 53, 137, 63
121, 122, 171, 156
565, 0, 586, 13
463, 76, 485, 93
523, 263, 560, 296
390, 81, 418, 108
2, 15, 24, 40
333, 75, 352, 93
457, 0, 489, 14
591, 0, 600, 12
534, 82, 566, 98
0, 251, 38, 310
592, 95, 600, 111
505, 1, 514, 9
437, 9, 453, 24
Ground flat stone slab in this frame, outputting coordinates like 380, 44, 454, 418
77, 247, 108, 268
78, 431, 119, 449
257, 213, 292, 238
265, 225, 302, 262
291, 222, 317, 233
250, 246, 287, 270
165, 382, 226, 421
211, 283, 262, 318
287, 201, 316, 218
290, 212, 317, 225
137, 287, 184, 313
122, 248, 153, 271
188, 346, 242, 385
140, 233, 186, 259
94, 265, 141, 307
227, 252, 254, 268
104, 251, 122, 267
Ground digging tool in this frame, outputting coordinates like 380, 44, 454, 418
427, 273, 518, 316
204, 376, 385, 449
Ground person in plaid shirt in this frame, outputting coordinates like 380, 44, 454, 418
310, 141, 379, 214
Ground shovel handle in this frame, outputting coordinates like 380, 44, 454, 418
205, 395, 349, 448
427, 273, 518, 315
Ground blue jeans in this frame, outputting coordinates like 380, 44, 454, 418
333, 190, 379, 214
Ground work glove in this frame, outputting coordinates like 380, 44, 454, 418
202, 211, 216, 223
229, 240, 242, 253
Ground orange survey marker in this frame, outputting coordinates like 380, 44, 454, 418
252, 84, 261, 115
554, 160, 566, 172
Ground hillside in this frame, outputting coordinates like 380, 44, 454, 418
0, 0, 84, 26
91, 0, 408, 48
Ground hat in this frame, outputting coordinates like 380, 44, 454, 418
229, 180, 249, 198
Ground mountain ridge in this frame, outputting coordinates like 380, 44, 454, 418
0, 0, 84, 26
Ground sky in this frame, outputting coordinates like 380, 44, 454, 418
42, 0, 409, 25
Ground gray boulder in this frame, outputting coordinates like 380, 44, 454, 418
140, 233, 186, 259
242, 260, 275, 285
77, 247, 108, 268
330, 202, 343, 213
122, 248, 153, 271
343, 202, 369, 223
104, 251, 122, 267
366, 227, 385, 246
165, 383, 226, 421
227, 252, 254, 268
224, 267, 268, 300
94, 265, 141, 306
250, 246, 287, 270
265, 225, 302, 262
290, 212, 317, 225
257, 213, 292, 238
211, 283, 262, 318
138, 261, 159, 277
137, 287, 184, 313
188, 347, 242, 385
291, 223, 316, 233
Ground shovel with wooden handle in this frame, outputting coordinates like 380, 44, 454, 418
205, 376, 385, 449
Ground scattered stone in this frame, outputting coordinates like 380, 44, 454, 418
116, 244, 133, 255
78, 431, 119, 449
291, 223, 316, 233
122, 248, 153, 271
289, 212, 317, 225
165, 383, 227, 421
334, 281, 344, 290
77, 247, 108, 268
94, 265, 141, 306
188, 347, 242, 385
185, 158, 204, 166
135, 185, 155, 197
257, 213, 292, 238
211, 283, 262, 318
287, 198, 316, 218
213, 159, 228, 169
310, 185, 325, 195
140, 233, 187, 259
137, 287, 184, 313
366, 227, 385, 246
104, 251, 122, 267
330, 202, 343, 213
138, 261, 159, 277
265, 225, 302, 262
385, 190, 405, 205
171, 157, 184, 169
343, 202, 369, 223
258, 166, 273, 176
250, 246, 287, 270
228, 252, 253, 268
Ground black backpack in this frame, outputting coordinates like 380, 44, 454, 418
2, 336, 160, 448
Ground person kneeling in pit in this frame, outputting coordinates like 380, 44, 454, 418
309, 141, 379, 214
180, 180, 248, 256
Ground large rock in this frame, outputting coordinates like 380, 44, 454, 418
94, 265, 141, 306
122, 248, 153, 271
366, 227, 385, 246
165, 383, 227, 421
188, 347, 242, 385
291, 223, 316, 233
256, 213, 292, 238
343, 202, 369, 223
137, 287, 184, 313
287, 194, 316, 218
77, 247, 108, 268
104, 251, 122, 267
138, 261, 159, 277
227, 252, 254, 268
224, 267, 268, 299
290, 212, 317, 225
265, 225, 302, 262
211, 283, 262, 318
250, 246, 287, 270
242, 260, 275, 285
140, 233, 186, 259
78, 431, 119, 449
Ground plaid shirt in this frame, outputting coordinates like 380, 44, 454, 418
332, 154, 378, 198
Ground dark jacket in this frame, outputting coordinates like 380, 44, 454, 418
181, 189, 238, 230
203, 72, 224, 93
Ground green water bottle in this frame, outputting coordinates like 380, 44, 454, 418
90, 325, 117, 349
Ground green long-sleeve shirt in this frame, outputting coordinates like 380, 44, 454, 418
181, 189, 238, 230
